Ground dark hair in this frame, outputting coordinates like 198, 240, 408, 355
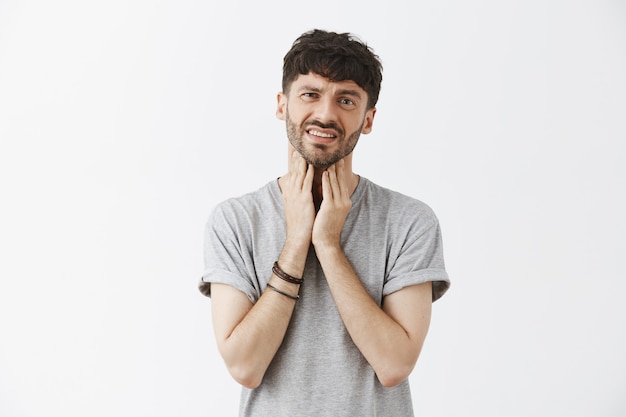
282, 29, 383, 109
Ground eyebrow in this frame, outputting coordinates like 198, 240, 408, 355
337, 89, 363, 100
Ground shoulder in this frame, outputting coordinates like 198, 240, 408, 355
209, 180, 281, 220
359, 177, 439, 226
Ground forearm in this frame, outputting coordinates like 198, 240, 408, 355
314, 244, 429, 387
220, 281, 298, 388
219, 152, 315, 388
215, 242, 307, 388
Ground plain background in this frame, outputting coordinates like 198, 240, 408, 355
1, 0, 625, 416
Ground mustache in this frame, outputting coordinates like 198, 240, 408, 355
305, 120, 344, 136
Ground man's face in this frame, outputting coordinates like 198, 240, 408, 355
276, 73, 376, 169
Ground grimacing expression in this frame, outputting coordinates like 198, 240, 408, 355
279, 72, 374, 169
285, 108, 365, 169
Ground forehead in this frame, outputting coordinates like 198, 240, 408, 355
290, 72, 367, 97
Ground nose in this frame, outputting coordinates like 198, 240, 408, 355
313, 96, 337, 124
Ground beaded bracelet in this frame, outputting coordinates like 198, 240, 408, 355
266, 283, 299, 301
272, 261, 304, 285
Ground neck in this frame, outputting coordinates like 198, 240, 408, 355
279, 146, 359, 208
311, 165, 358, 210
312, 168, 325, 210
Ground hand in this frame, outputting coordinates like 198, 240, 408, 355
282, 151, 315, 248
312, 160, 352, 249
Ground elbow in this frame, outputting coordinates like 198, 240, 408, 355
376, 341, 426, 387
376, 360, 417, 388
227, 363, 264, 389
233, 374, 263, 390
218, 343, 266, 389
377, 370, 411, 388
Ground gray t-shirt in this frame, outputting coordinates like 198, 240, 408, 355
200, 177, 450, 417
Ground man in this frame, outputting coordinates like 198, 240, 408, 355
199, 29, 450, 416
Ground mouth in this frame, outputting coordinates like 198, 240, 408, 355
306, 127, 337, 144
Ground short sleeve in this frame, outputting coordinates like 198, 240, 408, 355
383, 217, 450, 302
198, 201, 261, 303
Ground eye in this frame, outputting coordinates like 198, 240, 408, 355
301, 92, 319, 100
339, 98, 355, 106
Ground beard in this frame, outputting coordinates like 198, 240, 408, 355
285, 109, 364, 169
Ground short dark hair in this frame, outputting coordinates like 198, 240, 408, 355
282, 29, 383, 109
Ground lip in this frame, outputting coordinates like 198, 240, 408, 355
306, 128, 337, 145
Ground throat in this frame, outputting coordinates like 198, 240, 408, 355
312, 182, 323, 212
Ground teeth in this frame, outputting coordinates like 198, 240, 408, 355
309, 130, 335, 138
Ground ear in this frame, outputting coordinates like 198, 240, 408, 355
276, 92, 287, 121
360, 107, 376, 134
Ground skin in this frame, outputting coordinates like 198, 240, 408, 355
211, 72, 433, 389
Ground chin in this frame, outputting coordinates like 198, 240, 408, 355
306, 155, 335, 169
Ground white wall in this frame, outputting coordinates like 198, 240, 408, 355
1, 1, 624, 416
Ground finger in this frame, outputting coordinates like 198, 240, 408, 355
327, 164, 340, 198
303, 163, 314, 192
322, 168, 333, 201
321, 170, 330, 201
334, 159, 346, 197
287, 151, 295, 186
289, 150, 303, 174
295, 154, 309, 190
289, 151, 306, 188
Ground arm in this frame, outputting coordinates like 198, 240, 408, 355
313, 164, 432, 387
210, 152, 315, 389
314, 245, 432, 387
210, 270, 299, 389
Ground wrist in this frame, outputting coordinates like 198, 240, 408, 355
312, 241, 342, 260
284, 234, 311, 250
273, 261, 304, 285
267, 277, 300, 300
282, 237, 310, 263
